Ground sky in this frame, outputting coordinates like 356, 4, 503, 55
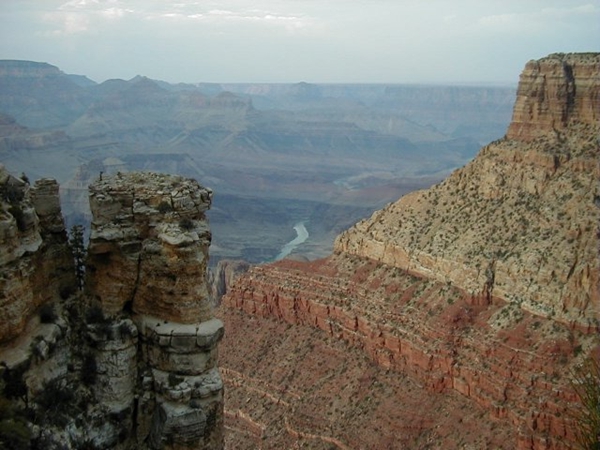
0, 0, 598, 84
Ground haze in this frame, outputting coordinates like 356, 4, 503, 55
1, 0, 598, 84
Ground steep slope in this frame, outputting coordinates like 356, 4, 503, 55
336, 53, 599, 328
220, 52, 600, 450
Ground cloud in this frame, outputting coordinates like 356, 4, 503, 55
38, 0, 133, 35
141, 3, 316, 34
477, 2, 600, 34
41, 11, 90, 35
542, 3, 600, 16
4, 0, 597, 83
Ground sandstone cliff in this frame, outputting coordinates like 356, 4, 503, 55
220, 52, 600, 449
337, 52, 599, 328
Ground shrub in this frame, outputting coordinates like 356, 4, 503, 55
570, 357, 600, 450
118, 321, 134, 340
35, 378, 76, 427
69, 225, 86, 291
157, 201, 172, 213
1, 182, 24, 204
85, 305, 105, 324
178, 217, 194, 231
81, 354, 97, 387
2, 365, 28, 401
8, 205, 26, 231
0, 382, 31, 450
168, 373, 183, 387
59, 285, 75, 300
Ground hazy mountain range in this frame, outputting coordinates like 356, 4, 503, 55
0, 60, 516, 263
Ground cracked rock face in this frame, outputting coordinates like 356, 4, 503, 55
86, 172, 223, 450
87, 172, 213, 321
507, 53, 600, 141
0, 165, 75, 343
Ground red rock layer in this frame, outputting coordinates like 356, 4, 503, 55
219, 307, 519, 450
222, 255, 597, 449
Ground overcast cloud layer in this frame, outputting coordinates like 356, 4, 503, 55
1, 0, 598, 84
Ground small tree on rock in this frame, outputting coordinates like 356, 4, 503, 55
69, 225, 86, 291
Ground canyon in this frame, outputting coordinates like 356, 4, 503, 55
0, 59, 515, 264
0, 52, 597, 450
218, 53, 600, 449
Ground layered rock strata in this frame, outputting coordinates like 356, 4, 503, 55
221, 53, 600, 449
86, 172, 224, 450
223, 256, 596, 449
337, 52, 600, 328
0, 169, 224, 449
507, 53, 600, 141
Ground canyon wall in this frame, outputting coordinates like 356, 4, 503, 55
507, 53, 599, 141
336, 52, 600, 328
220, 52, 600, 449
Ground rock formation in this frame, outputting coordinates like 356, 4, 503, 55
0, 169, 224, 449
0, 164, 75, 343
507, 53, 599, 141
86, 172, 224, 450
209, 259, 251, 307
220, 52, 600, 449
337, 52, 600, 328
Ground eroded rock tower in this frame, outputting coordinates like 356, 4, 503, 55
86, 172, 223, 449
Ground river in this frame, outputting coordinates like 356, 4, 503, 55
275, 222, 309, 261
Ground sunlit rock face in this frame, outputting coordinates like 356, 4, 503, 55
86, 172, 223, 450
507, 53, 600, 141
87, 172, 213, 321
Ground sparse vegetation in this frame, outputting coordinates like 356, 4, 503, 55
69, 225, 87, 291
0, 380, 31, 450
168, 373, 183, 387
85, 304, 106, 324
35, 378, 78, 427
157, 200, 172, 213
81, 354, 98, 387
571, 357, 600, 450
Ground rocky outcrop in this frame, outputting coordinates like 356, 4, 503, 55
85, 172, 224, 450
0, 169, 223, 449
222, 256, 597, 449
219, 306, 521, 450
336, 53, 600, 328
209, 259, 251, 306
87, 172, 213, 321
507, 53, 600, 141
0, 60, 64, 78
0, 164, 75, 343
